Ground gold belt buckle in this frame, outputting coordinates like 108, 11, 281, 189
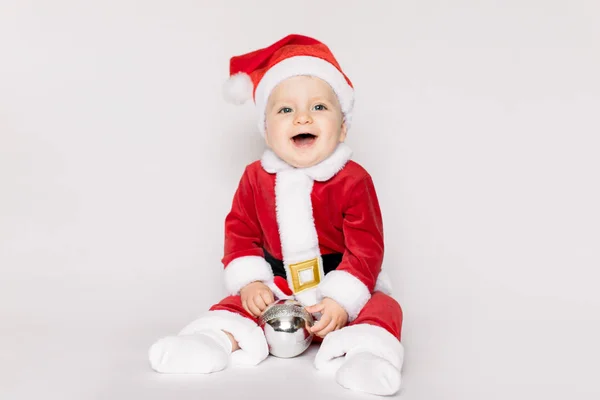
288, 257, 322, 293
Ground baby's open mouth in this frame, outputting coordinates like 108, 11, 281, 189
292, 133, 317, 147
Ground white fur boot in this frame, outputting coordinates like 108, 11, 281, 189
149, 310, 269, 374
314, 324, 404, 396
149, 329, 232, 373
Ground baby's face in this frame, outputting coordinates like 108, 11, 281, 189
264, 76, 347, 168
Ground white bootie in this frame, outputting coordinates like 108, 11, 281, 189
149, 310, 269, 374
335, 351, 401, 396
149, 329, 232, 374
314, 324, 404, 396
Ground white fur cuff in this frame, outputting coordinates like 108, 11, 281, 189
374, 270, 393, 295
314, 323, 404, 372
223, 256, 274, 295
318, 270, 371, 321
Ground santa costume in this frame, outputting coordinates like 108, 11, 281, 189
149, 34, 404, 396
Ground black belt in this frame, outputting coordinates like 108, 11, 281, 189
263, 248, 342, 279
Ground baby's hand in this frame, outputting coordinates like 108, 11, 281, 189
305, 298, 348, 338
240, 281, 275, 317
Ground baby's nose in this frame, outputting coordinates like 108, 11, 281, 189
294, 112, 313, 124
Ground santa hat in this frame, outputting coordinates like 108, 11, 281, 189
222, 34, 355, 135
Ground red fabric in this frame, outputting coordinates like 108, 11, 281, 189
209, 295, 257, 323
274, 276, 293, 296
228, 34, 353, 99
350, 291, 403, 340
222, 160, 385, 293
209, 291, 403, 341
230, 34, 320, 75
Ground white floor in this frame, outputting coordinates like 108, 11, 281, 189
1, 315, 388, 400
2, 297, 599, 400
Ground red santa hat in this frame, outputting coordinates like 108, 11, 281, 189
223, 34, 355, 135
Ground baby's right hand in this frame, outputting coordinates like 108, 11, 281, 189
240, 281, 275, 317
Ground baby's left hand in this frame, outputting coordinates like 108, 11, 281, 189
305, 298, 348, 338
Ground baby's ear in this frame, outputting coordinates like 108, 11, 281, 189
339, 122, 348, 142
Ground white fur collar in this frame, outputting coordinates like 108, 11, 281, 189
260, 143, 353, 181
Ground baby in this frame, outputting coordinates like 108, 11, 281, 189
148, 34, 404, 396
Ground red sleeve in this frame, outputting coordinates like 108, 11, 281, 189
318, 175, 384, 320
221, 167, 273, 295
339, 174, 384, 290
222, 167, 264, 265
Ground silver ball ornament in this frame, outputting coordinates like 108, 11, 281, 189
258, 299, 315, 358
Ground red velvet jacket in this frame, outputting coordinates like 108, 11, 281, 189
221, 143, 389, 320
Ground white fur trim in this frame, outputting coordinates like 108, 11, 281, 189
223, 256, 274, 295
179, 310, 269, 366
254, 56, 354, 135
274, 169, 323, 307
294, 287, 320, 307
276, 170, 319, 264
304, 142, 352, 181
314, 323, 404, 372
261, 142, 353, 182
318, 270, 371, 321
374, 270, 393, 295
223, 72, 253, 105
260, 148, 290, 173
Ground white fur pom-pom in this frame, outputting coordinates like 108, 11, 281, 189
223, 72, 253, 105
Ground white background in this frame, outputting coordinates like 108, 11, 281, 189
1, 1, 599, 399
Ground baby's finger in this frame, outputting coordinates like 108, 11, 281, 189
311, 314, 332, 334
305, 303, 325, 314
247, 299, 262, 317
253, 294, 267, 311
242, 299, 252, 316
260, 290, 274, 306
316, 318, 338, 338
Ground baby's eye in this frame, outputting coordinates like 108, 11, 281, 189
278, 107, 293, 114
313, 104, 327, 111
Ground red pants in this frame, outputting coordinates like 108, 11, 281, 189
210, 291, 403, 341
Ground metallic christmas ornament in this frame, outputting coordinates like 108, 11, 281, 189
258, 299, 315, 358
